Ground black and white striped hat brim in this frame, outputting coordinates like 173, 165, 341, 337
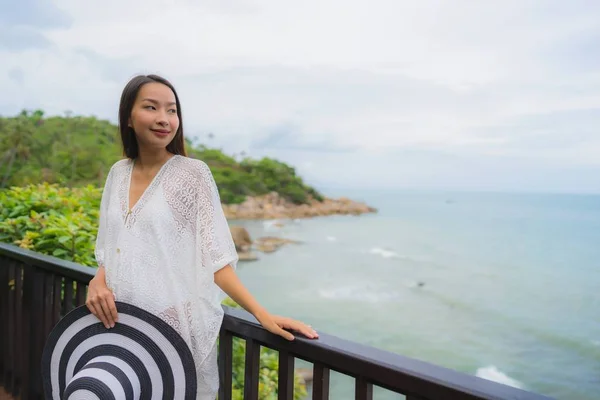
41, 301, 197, 399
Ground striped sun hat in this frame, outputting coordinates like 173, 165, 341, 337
41, 301, 197, 399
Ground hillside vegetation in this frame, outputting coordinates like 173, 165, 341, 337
0, 110, 323, 204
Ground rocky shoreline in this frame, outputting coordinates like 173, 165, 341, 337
226, 193, 376, 261
222, 192, 377, 220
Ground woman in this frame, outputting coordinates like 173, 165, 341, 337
86, 74, 318, 399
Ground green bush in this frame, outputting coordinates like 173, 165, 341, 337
0, 183, 101, 266
0, 183, 308, 399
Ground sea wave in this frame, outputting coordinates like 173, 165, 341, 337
476, 365, 524, 389
318, 285, 398, 303
368, 247, 401, 259
262, 219, 285, 230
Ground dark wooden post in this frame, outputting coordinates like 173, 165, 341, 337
21, 265, 44, 400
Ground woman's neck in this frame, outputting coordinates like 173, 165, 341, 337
135, 148, 173, 170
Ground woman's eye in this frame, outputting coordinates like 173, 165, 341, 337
144, 105, 156, 110
168, 109, 177, 114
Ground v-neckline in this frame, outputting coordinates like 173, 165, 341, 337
126, 155, 178, 213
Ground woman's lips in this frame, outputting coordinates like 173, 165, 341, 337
151, 129, 170, 137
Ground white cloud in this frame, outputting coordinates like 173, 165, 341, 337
1, 0, 600, 192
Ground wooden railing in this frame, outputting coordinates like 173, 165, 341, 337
0, 241, 553, 400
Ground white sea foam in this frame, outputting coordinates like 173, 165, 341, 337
262, 219, 280, 228
476, 365, 523, 389
369, 247, 399, 259
326, 236, 337, 242
318, 286, 397, 303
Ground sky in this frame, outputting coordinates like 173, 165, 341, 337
1, 0, 600, 194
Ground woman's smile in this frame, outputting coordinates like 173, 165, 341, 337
150, 128, 171, 137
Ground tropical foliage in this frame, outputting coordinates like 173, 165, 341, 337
0, 183, 101, 265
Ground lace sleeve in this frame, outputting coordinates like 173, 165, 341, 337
196, 161, 238, 273
94, 166, 113, 270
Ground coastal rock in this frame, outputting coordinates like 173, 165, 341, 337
229, 226, 298, 261
254, 236, 300, 253
229, 225, 255, 261
222, 192, 377, 220
230, 226, 252, 252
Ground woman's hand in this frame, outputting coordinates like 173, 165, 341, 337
256, 312, 319, 341
86, 273, 118, 329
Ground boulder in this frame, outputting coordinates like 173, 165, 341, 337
254, 236, 299, 253
230, 226, 252, 252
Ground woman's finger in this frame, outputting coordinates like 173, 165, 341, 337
92, 297, 110, 328
273, 324, 295, 341
303, 326, 319, 338
265, 320, 293, 341
100, 296, 115, 328
288, 320, 318, 339
86, 301, 98, 318
105, 294, 118, 324
279, 328, 295, 341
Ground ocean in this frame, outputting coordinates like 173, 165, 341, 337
233, 190, 600, 400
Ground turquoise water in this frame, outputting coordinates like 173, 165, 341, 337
234, 190, 600, 399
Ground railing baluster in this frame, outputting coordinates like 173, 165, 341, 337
43, 272, 54, 343
63, 278, 74, 314
355, 376, 373, 400
76, 281, 87, 307
7, 261, 15, 391
277, 350, 294, 400
21, 264, 44, 400
218, 330, 233, 400
244, 338, 260, 400
15, 263, 23, 395
52, 275, 62, 325
0, 259, 10, 389
312, 363, 330, 400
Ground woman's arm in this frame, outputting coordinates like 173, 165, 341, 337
214, 265, 266, 318
214, 265, 318, 341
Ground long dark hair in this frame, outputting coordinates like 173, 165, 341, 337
118, 74, 186, 158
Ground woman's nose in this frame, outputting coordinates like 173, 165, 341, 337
156, 112, 169, 126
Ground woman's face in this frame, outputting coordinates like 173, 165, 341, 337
129, 82, 180, 152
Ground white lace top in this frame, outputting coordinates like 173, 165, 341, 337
94, 155, 238, 399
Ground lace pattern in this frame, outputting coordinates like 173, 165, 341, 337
94, 155, 238, 399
